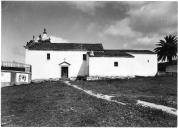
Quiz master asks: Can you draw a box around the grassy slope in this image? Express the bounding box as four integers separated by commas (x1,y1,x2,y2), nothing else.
1,80,177,127
72,75,177,108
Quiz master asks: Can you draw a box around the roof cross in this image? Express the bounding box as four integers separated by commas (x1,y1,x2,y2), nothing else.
43,28,47,34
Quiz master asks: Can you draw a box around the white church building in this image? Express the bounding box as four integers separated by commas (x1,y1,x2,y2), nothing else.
25,29,158,80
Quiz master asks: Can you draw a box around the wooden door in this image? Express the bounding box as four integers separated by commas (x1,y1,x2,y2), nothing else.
61,67,68,78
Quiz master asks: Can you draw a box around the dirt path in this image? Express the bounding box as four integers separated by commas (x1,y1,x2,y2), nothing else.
63,80,177,116
137,100,177,116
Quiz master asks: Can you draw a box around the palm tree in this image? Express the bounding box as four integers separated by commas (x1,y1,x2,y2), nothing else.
154,34,177,63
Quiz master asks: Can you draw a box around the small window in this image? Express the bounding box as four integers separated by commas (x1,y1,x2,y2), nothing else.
114,62,118,67
47,53,50,60
83,54,86,60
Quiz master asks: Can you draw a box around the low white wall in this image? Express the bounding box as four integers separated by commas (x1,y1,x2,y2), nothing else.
1,72,11,82
1,71,31,87
89,54,157,77
16,73,30,83
25,50,89,80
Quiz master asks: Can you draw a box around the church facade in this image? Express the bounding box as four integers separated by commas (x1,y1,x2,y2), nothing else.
25,29,158,80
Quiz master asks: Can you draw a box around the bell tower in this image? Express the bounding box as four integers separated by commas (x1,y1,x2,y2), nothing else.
42,28,50,41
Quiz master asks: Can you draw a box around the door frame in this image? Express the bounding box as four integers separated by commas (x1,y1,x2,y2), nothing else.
59,61,71,79
61,66,68,78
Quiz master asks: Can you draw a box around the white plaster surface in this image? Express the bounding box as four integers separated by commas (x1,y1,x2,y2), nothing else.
89,54,157,77
16,73,29,83
26,49,157,80
1,72,11,82
130,54,158,76
25,50,88,80
89,57,135,77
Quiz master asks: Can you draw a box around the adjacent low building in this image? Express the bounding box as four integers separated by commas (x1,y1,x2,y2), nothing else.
89,50,157,77
158,60,177,75
1,61,31,87
25,29,158,80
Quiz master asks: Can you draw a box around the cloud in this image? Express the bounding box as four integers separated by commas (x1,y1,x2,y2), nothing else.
87,23,95,32
102,18,140,37
100,1,177,49
128,2,177,35
68,1,106,15
50,36,69,43
134,35,160,45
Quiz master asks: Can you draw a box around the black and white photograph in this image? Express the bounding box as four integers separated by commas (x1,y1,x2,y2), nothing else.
1,0,177,127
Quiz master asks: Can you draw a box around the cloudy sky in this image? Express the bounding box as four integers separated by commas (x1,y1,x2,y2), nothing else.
2,1,177,63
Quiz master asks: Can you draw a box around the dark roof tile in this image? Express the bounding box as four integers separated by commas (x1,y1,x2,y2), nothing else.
25,42,104,51
117,49,155,54
89,50,134,57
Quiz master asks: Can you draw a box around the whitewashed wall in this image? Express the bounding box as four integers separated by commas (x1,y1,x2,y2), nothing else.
129,54,157,76
1,72,11,87
16,73,30,83
89,54,157,77
26,49,157,79
25,50,88,80
89,57,135,77
1,72,11,82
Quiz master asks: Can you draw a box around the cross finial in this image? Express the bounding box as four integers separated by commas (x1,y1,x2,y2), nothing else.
43,28,47,34
63,58,66,61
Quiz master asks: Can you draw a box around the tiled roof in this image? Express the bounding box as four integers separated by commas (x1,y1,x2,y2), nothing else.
25,42,104,51
89,50,134,57
117,50,155,54
88,49,155,57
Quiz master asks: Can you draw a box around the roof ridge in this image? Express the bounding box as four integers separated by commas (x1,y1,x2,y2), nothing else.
103,49,155,54
104,49,152,51
33,42,103,44
25,42,104,51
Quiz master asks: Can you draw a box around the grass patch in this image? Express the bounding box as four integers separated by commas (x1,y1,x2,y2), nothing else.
1,80,177,127
72,75,177,108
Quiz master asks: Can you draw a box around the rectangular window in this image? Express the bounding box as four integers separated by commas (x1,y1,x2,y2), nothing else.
114,62,118,67
83,54,86,60
47,53,50,60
